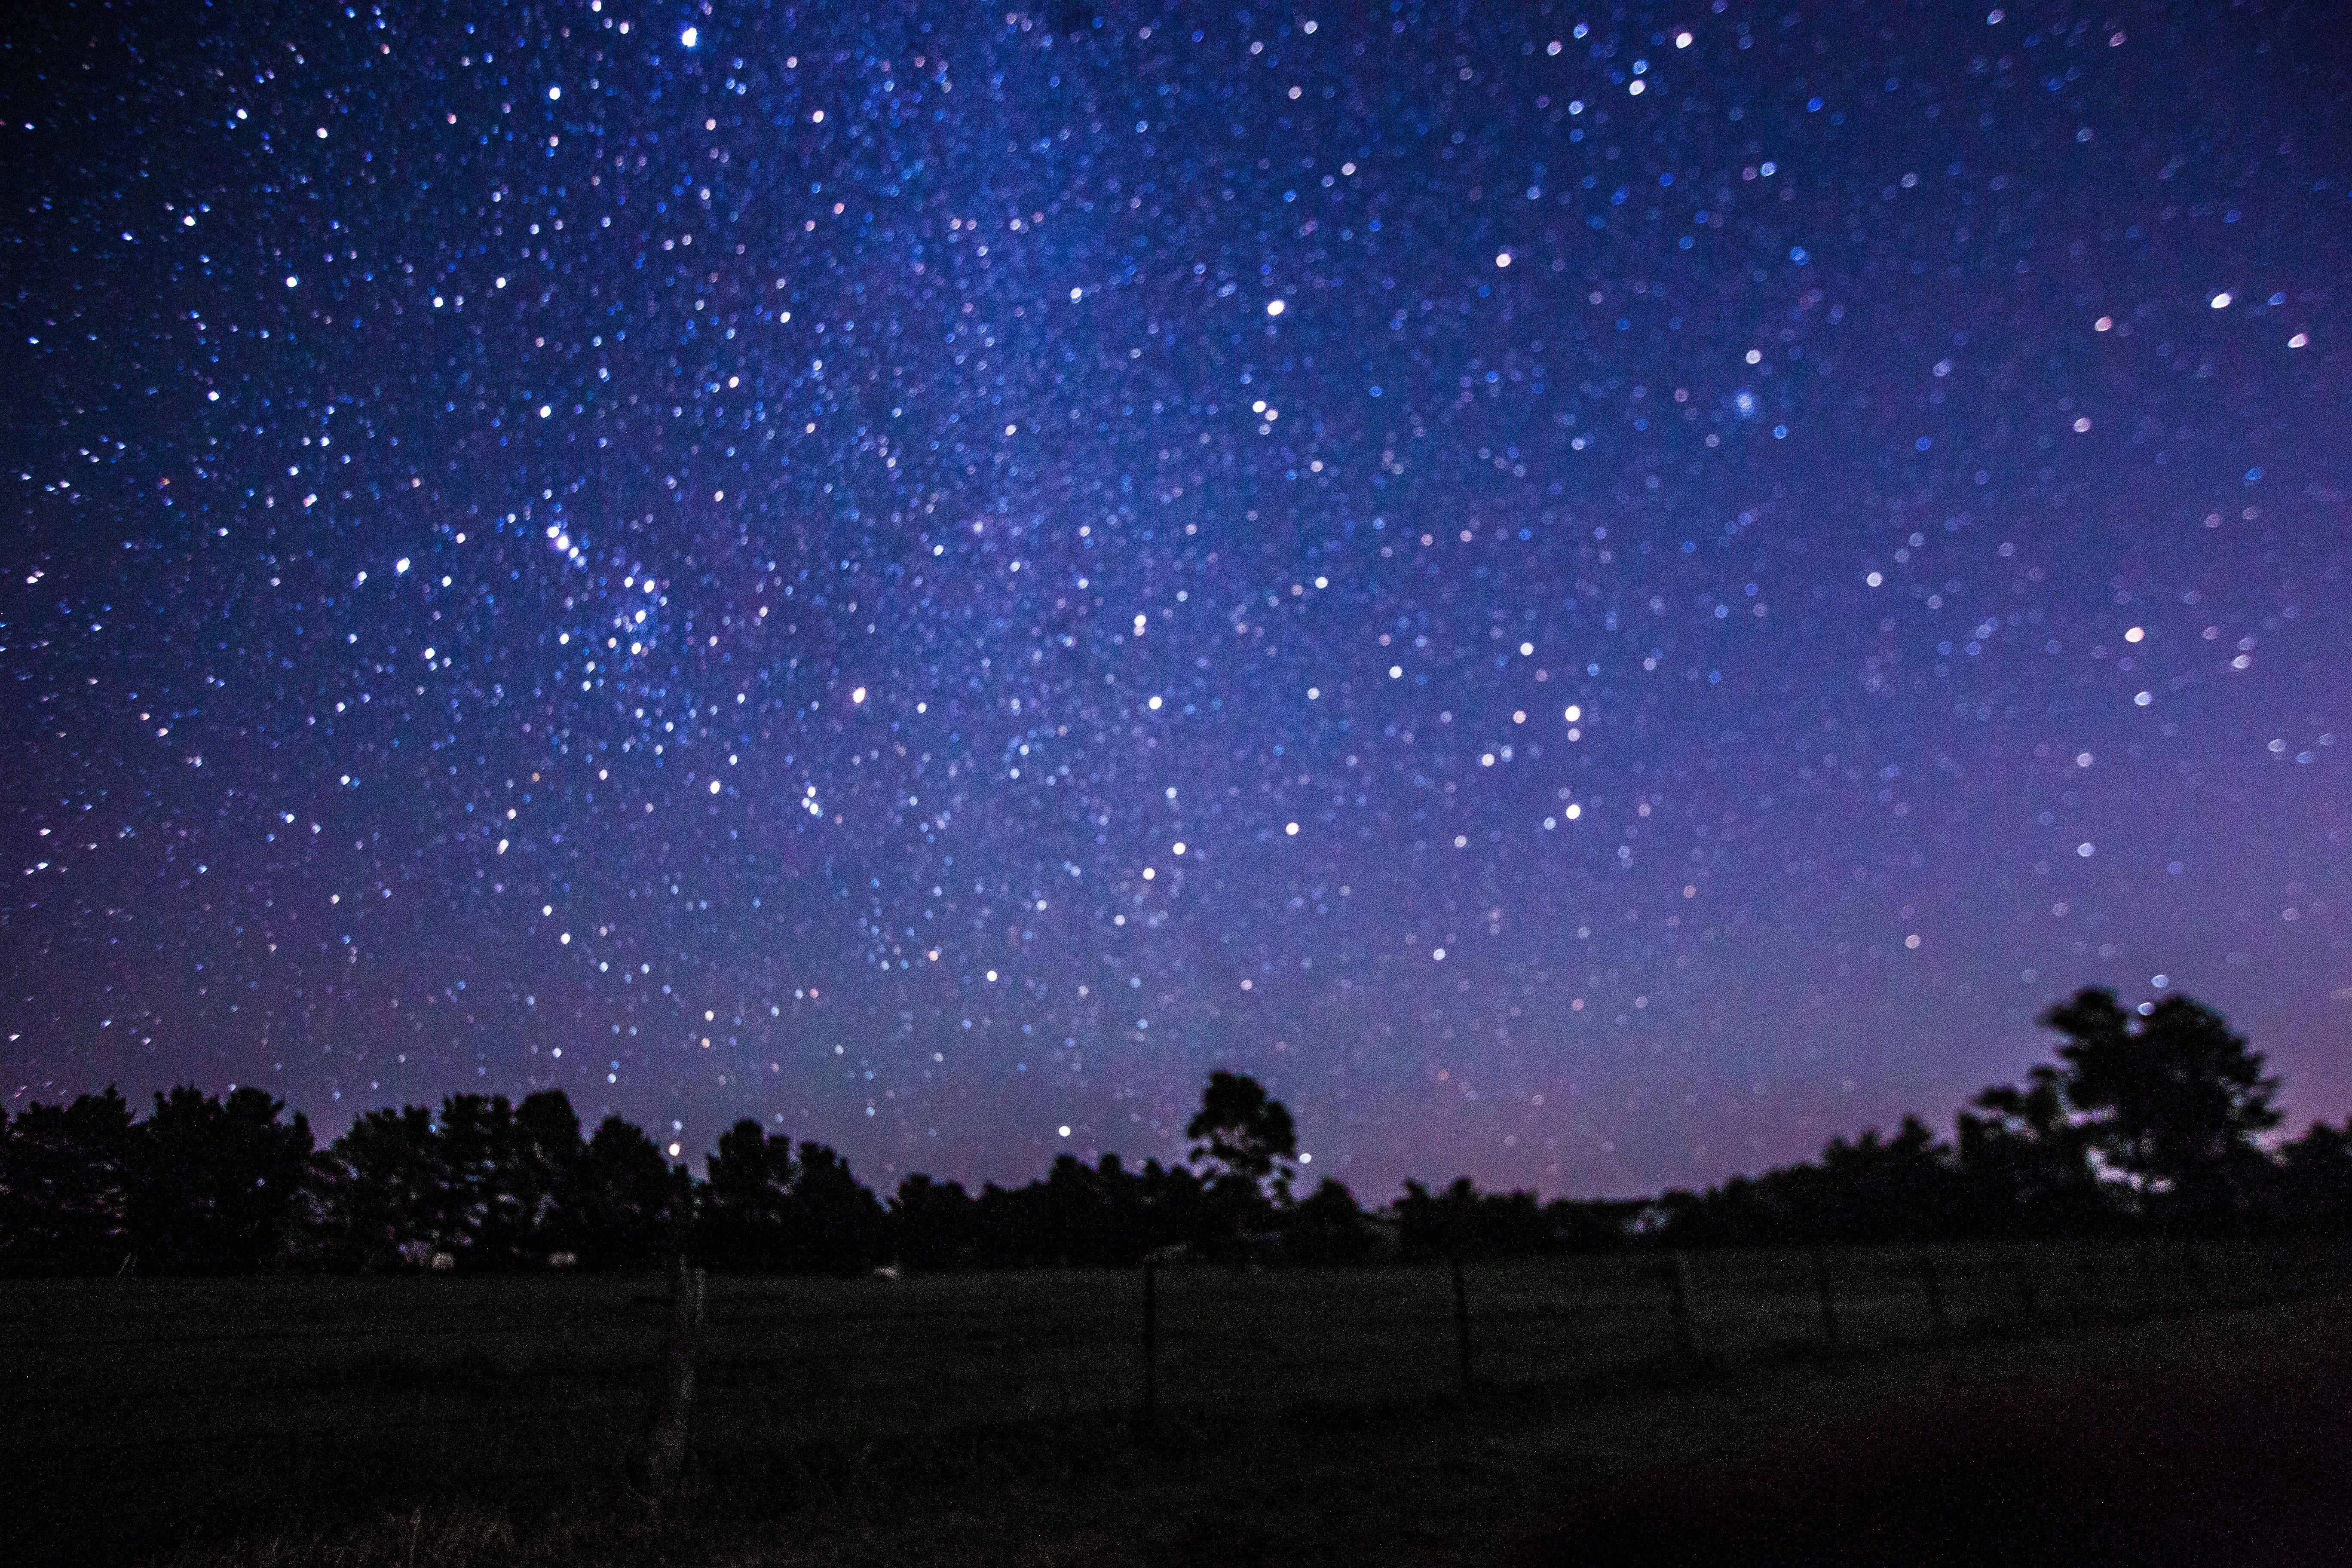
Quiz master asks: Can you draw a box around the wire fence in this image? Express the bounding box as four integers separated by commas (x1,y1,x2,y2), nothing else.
6,1238,2348,1482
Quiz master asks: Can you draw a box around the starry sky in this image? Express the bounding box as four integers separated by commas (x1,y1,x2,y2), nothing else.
5,0,2347,1198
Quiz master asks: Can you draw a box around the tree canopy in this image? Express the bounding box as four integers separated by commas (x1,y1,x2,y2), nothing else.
3,990,2349,1275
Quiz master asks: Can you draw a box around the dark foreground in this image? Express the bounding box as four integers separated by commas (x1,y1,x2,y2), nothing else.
102,1294,2348,1568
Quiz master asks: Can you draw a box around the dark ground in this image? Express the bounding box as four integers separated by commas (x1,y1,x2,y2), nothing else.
128,1294,2350,1568
1531,1305,2352,1566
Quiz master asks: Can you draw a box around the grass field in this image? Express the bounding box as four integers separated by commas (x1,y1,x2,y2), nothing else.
5,1240,2343,1565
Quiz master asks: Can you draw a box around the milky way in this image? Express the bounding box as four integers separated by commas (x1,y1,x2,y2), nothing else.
5,2,2347,1197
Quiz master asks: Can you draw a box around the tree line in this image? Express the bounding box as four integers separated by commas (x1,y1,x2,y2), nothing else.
5,988,2351,1276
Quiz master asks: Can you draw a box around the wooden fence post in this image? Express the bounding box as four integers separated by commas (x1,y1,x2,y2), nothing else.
1810,1249,1840,1348
1451,1253,1473,1396
1920,1253,1950,1339
1666,1252,1701,1362
629,1254,705,1497
1140,1259,1158,1421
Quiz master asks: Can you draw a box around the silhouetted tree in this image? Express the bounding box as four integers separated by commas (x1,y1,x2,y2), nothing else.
888,1173,978,1270
0,1088,136,1274
1185,1070,1296,1255
784,1141,886,1272
700,1120,795,1270
509,1090,588,1260
2272,1120,2352,1233
1285,1177,1381,1264
322,1103,444,1268
1187,1071,1298,1197
129,1086,314,1273
573,1114,686,1268
1955,1065,2107,1234
2043,989,2281,1227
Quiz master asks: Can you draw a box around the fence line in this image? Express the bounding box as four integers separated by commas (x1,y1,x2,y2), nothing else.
10,1240,2350,1472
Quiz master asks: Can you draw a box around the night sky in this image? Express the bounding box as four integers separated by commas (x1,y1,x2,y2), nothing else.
5,1,2346,1199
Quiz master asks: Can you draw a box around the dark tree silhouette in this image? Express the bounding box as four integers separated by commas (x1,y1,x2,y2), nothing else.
785,1141,887,1273
700,1120,795,1270
2275,1120,2352,1232
1956,1065,2105,1234
2043,988,2282,1225
1285,1177,1381,1264
129,1086,314,1274
323,1103,444,1269
1185,1071,1298,1197
888,1173,978,1270
510,1090,588,1260
1185,1070,1298,1257
0,1088,135,1274
572,1114,686,1268
11,989,2347,1275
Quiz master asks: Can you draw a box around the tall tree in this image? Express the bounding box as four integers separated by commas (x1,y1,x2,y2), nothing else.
325,1104,448,1268
700,1120,795,1270
1955,1064,2106,1233
129,1086,314,1273
1186,1072,1297,1201
573,1115,685,1268
1286,1177,1380,1264
2042,988,2282,1226
888,1173,977,1271
0,1088,136,1274
786,1141,886,1273
510,1090,587,1261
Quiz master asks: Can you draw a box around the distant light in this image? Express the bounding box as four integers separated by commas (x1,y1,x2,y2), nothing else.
1285,822,1299,836
2125,626,2144,643
395,557,410,574
1058,1125,1071,1138
1675,31,1693,47
1432,947,1446,961
547,85,561,101
1866,571,1883,588
2211,291,2232,309
1172,842,1186,855
1495,251,1512,268
285,275,298,288
851,686,867,704
679,26,697,47
1563,705,1581,721
1628,79,1645,95
1070,287,1083,301
2134,691,2152,706
2078,842,2095,857
2095,315,2113,331
709,779,721,794
2289,332,2309,348
1905,934,1920,949
1266,299,1286,316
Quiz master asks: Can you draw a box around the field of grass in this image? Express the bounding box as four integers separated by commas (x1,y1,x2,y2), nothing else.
4,1240,2341,1565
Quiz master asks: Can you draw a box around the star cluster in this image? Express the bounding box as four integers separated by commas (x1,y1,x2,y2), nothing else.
4,1,2346,1194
